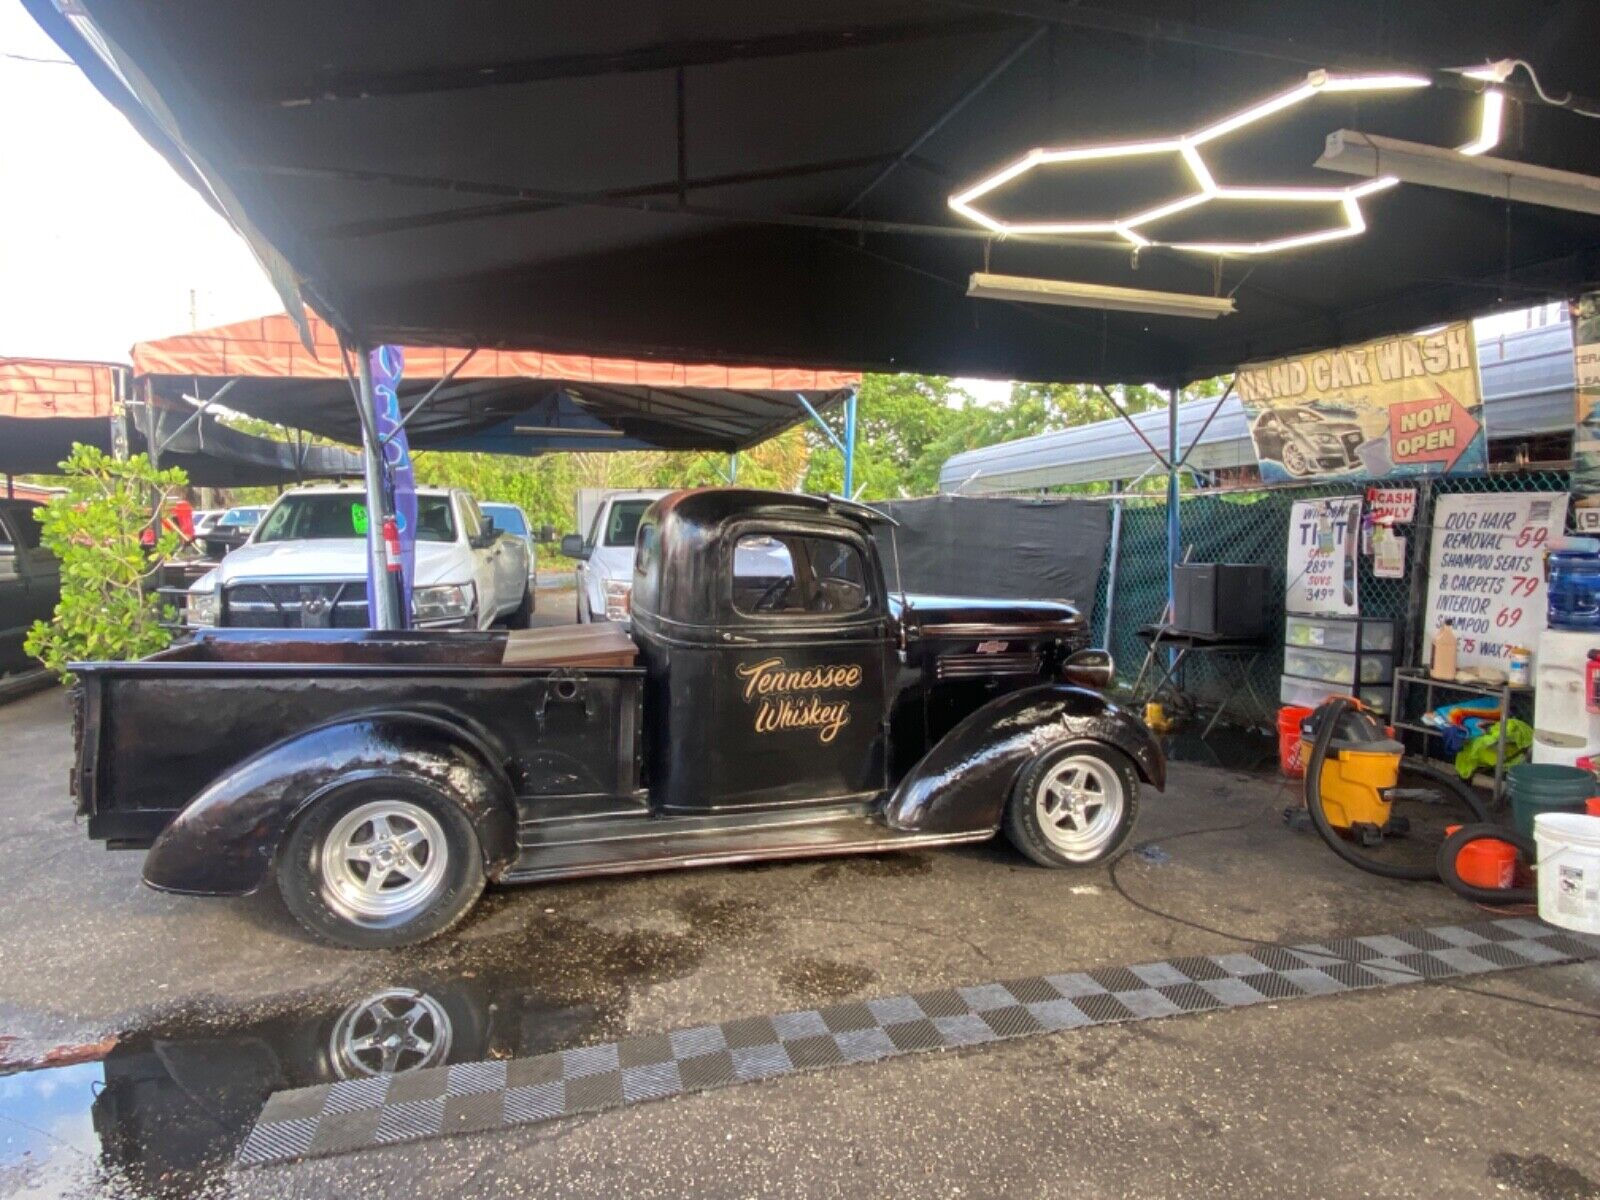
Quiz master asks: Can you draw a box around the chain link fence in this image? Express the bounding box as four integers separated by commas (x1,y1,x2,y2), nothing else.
1083,467,1571,726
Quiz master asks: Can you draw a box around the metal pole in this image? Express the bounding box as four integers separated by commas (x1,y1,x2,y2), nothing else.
727,453,739,483
354,346,402,630
1167,383,1181,621
843,390,858,499
1101,486,1123,651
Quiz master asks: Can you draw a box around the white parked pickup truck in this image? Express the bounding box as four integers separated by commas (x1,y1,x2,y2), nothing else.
185,485,532,630
560,489,669,625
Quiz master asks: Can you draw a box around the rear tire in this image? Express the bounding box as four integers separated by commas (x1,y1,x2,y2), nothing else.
507,583,533,629
1005,744,1140,867
276,778,485,950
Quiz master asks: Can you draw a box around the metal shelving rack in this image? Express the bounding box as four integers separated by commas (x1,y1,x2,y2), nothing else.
1389,667,1531,805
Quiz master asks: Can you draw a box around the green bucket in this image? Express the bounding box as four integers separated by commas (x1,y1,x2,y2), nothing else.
1506,763,1594,839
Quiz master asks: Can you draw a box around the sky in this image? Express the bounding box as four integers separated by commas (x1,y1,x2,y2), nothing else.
0,2,280,363
0,3,1559,378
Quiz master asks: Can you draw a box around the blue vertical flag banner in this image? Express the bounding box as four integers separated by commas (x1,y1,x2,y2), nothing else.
366,345,416,626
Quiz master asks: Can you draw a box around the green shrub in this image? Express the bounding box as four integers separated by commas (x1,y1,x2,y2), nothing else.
24,445,188,679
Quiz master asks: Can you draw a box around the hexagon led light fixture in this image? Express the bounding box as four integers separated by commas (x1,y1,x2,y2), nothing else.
947,69,1455,255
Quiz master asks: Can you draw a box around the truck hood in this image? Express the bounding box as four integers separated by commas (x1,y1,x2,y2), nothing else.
892,594,1084,636
194,539,468,589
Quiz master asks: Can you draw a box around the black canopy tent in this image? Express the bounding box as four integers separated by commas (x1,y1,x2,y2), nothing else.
23,1,1600,386
0,357,363,486
27,1,1600,629
129,314,860,456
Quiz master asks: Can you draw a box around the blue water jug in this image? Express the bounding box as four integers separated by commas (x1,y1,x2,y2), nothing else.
1548,549,1600,630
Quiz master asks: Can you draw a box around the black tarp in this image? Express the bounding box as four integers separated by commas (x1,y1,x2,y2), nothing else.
872,495,1111,611
26,1,1600,385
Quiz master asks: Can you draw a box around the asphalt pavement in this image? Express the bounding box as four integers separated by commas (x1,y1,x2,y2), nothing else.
0,628,1596,1198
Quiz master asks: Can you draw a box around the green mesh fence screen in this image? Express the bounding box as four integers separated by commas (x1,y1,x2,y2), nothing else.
1084,468,1571,727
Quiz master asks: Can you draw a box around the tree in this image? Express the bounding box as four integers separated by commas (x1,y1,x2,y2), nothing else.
802,375,970,498
25,445,187,678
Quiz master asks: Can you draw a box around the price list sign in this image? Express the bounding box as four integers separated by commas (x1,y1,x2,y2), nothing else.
1287,497,1361,616
1423,492,1568,670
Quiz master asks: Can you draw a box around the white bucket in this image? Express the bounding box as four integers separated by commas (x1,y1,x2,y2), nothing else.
1533,812,1600,934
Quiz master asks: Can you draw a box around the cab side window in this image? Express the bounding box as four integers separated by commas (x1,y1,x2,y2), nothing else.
732,533,868,616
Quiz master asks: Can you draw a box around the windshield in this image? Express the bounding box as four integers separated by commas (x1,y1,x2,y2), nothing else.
219,507,264,527
603,500,653,547
1280,410,1324,425
481,504,527,536
255,494,457,544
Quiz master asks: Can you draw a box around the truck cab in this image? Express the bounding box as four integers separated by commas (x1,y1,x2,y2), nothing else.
71,488,1163,949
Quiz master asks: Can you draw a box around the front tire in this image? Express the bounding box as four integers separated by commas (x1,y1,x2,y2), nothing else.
276,779,485,949
1005,744,1140,867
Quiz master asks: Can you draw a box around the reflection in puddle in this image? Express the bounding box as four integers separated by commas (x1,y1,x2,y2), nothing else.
0,978,609,1198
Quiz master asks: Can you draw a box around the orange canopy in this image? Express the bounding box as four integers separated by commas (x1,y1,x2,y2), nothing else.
0,357,120,420
131,313,860,393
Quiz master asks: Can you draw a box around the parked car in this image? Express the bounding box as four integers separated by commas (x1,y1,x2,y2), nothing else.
1251,407,1366,476
201,504,268,557
561,489,669,625
479,501,537,614
183,485,531,631
0,499,58,673
71,488,1159,948
191,509,223,540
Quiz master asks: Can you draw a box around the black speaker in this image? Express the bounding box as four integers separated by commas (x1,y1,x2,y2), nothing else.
1173,564,1267,639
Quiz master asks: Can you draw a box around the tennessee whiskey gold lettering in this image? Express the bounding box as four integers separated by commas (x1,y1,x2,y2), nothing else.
735,656,861,744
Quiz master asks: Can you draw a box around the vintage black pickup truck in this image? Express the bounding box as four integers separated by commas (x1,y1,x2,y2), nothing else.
71,489,1163,948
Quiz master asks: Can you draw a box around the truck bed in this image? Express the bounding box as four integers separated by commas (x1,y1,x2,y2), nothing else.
72,628,645,848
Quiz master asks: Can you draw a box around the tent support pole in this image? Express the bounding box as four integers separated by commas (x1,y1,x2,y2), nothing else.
844,389,858,498
1166,382,1181,665
352,345,403,630
1101,484,1123,652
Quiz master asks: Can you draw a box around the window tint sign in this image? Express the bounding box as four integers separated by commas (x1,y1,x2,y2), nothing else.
1237,322,1486,483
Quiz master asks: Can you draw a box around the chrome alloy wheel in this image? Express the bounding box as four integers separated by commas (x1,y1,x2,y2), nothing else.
329,988,453,1077
1035,754,1125,862
321,800,449,924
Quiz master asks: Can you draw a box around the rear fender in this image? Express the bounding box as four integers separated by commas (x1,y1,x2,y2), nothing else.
883,685,1164,835
142,713,518,896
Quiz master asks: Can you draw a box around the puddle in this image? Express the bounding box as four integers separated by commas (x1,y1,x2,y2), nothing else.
0,976,614,1198
0,882,773,1197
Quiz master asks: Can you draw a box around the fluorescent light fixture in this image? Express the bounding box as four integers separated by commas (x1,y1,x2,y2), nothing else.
1457,88,1504,155
967,272,1236,319
947,67,1440,255
1317,127,1600,216
513,425,628,437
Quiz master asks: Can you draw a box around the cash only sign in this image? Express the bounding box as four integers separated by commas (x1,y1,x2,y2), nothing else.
1236,322,1487,483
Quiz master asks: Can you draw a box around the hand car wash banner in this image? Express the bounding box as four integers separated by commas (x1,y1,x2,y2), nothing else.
365,344,416,626
1236,322,1486,483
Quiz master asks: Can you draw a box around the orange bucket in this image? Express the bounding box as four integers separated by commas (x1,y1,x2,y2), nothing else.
1444,824,1517,890
1278,706,1314,778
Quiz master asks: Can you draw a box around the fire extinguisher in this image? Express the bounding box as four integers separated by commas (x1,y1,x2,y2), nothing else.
382,515,402,573
1587,648,1600,715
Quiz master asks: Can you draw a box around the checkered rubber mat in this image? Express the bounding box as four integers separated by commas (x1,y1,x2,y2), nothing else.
238,918,1599,1166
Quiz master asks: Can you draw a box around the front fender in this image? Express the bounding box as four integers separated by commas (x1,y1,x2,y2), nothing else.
143,713,518,897
883,685,1164,836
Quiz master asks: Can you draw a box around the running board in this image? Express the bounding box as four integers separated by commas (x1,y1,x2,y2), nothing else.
499,808,993,883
